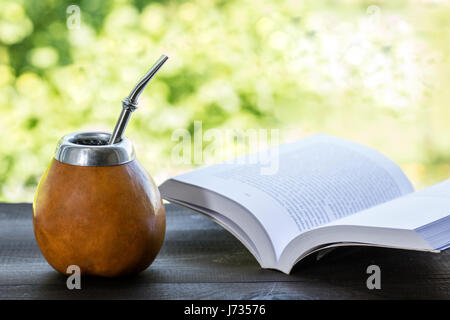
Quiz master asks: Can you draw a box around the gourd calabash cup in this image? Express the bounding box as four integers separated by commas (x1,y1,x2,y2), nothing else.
33,55,168,277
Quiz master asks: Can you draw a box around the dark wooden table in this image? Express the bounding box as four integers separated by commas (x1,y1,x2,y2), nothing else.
0,203,448,299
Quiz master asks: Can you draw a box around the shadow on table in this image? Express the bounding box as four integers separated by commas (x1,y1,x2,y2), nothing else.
35,270,167,300
36,247,447,300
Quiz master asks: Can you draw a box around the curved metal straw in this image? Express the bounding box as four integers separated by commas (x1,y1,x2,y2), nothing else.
108,54,169,144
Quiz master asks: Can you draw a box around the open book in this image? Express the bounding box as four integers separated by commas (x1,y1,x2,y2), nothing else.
159,134,450,274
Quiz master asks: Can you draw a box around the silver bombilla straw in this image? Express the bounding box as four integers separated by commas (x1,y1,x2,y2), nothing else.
108,54,169,144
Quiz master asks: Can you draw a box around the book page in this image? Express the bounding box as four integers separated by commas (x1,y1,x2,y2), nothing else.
326,178,450,250
172,134,413,258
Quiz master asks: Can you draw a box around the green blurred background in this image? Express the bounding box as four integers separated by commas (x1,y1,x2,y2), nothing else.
0,0,449,202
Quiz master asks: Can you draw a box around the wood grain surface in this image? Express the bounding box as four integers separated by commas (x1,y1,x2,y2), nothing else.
0,203,448,299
